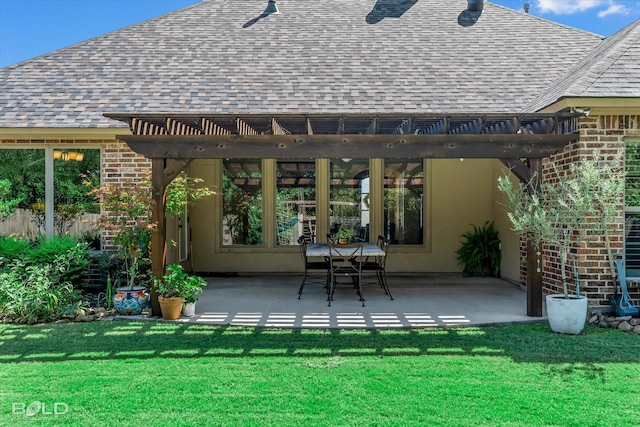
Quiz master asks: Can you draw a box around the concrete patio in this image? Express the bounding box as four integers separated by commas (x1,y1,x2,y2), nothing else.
174,274,548,329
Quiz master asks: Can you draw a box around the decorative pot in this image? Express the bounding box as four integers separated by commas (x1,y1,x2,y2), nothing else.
546,294,588,335
113,286,150,315
182,302,196,317
158,295,184,320
338,238,349,245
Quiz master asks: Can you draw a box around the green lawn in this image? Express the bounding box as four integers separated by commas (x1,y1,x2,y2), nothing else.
0,321,639,426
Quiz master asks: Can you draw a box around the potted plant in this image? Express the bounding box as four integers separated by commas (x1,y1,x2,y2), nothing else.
455,221,501,277
334,228,354,244
155,264,207,320
181,277,205,317
89,172,213,315
498,151,624,334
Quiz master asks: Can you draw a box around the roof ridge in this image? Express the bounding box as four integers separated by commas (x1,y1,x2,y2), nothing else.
523,18,640,111
578,20,640,94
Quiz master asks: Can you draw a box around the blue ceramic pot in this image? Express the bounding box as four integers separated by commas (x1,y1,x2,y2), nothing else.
113,286,150,315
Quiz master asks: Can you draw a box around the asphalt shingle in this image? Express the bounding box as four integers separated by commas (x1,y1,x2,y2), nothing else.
0,0,602,128
525,19,640,112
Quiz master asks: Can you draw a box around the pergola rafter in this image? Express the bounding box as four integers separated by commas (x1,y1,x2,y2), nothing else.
104,112,583,317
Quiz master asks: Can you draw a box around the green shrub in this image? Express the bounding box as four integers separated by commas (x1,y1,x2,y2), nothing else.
97,250,152,290
455,221,501,277
0,236,32,266
29,236,90,286
0,257,84,322
0,235,91,288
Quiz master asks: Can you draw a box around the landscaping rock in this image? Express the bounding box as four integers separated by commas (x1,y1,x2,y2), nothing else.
587,311,640,333
74,314,95,322
617,321,632,332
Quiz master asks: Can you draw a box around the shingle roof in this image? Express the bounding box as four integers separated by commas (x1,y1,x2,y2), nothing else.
525,19,640,112
0,0,602,128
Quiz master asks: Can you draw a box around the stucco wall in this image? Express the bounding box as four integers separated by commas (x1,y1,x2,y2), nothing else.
188,158,498,274
491,160,521,285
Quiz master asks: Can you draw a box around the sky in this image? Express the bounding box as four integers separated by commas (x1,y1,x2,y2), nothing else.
0,0,639,68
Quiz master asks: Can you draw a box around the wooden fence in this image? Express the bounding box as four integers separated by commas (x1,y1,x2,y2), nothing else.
0,209,99,240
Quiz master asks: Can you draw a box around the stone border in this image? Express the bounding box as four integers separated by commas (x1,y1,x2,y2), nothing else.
587,311,640,334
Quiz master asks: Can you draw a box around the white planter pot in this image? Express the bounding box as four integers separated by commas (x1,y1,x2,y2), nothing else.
546,294,588,335
182,302,196,317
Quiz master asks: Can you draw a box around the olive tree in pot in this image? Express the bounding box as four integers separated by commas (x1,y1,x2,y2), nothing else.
155,264,207,320
498,151,624,334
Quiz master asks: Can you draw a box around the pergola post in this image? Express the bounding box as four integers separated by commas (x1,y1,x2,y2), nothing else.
151,158,167,317
526,158,543,317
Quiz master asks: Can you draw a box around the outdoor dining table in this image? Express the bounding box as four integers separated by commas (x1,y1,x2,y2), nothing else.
305,242,385,258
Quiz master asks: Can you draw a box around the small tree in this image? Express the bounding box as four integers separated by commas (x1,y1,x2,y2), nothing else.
497,151,624,298
88,171,213,289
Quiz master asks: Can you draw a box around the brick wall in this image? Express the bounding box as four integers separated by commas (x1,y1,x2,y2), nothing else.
101,141,152,250
520,115,640,309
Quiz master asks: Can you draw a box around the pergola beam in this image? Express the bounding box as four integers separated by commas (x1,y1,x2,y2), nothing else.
117,133,576,160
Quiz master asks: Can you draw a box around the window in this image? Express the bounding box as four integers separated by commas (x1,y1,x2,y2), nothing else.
330,159,370,242
276,160,317,245
384,159,424,245
222,159,263,246
625,142,640,277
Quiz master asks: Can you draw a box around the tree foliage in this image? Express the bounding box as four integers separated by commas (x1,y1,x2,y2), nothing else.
498,151,624,297
0,179,22,222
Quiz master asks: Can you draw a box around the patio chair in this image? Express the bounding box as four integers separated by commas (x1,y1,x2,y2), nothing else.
360,235,393,300
297,236,329,299
328,242,364,306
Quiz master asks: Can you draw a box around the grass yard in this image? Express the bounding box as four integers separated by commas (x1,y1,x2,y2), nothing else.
0,321,639,427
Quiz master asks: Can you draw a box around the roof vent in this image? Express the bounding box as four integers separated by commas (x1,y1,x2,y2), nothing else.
263,0,280,15
468,0,484,12
523,2,530,13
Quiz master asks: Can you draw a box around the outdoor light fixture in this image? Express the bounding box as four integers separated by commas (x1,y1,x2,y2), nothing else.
571,107,591,117
53,150,84,162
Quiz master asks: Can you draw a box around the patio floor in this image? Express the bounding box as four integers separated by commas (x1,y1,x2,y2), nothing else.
173,273,548,329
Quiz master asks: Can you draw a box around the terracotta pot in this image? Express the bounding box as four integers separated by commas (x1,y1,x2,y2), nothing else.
158,295,184,320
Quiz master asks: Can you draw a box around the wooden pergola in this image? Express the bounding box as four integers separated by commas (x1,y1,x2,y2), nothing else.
105,112,582,317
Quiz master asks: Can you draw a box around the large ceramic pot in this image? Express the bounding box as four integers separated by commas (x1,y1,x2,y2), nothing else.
113,286,150,315
546,294,588,335
158,296,184,320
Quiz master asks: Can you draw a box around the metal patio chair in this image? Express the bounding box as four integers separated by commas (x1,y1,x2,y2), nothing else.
297,236,329,299
328,241,364,306
360,235,393,300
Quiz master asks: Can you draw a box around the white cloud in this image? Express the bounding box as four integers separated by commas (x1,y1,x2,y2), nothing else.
535,0,628,15
598,4,629,17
